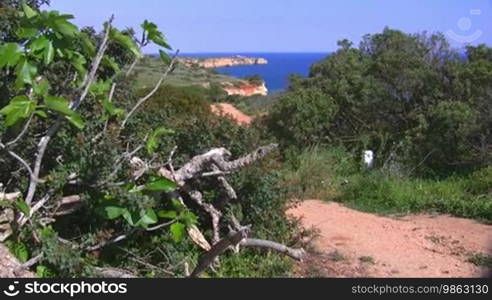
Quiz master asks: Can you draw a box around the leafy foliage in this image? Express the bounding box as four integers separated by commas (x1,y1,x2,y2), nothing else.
268,28,492,175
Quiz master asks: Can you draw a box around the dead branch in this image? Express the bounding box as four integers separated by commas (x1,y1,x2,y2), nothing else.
163,143,278,184
189,227,250,278
188,190,222,245
240,239,306,261
93,267,138,278
0,191,21,201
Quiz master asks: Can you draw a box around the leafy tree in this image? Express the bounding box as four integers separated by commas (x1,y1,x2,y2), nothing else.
0,2,301,277
268,28,492,174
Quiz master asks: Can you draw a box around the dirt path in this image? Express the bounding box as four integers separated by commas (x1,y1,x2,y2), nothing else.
210,103,253,126
288,200,492,278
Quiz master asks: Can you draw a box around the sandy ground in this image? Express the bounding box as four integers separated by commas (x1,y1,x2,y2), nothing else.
210,103,253,126
288,200,492,278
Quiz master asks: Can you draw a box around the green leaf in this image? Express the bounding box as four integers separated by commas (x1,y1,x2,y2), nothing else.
66,112,85,130
110,29,141,58
43,41,55,65
15,199,30,217
136,208,158,227
15,58,37,89
142,20,172,50
45,96,72,116
33,79,50,97
181,211,198,226
29,36,49,52
159,50,171,65
144,178,177,192
104,206,125,219
170,222,186,243
0,43,22,68
22,2,38,18
102,99,125,118
146,127,174,154
0,95,36,126
80,32,96,56
15,26,38,39
121,209,134,226
157,210,177,219
102,55,120,72
34,110,48,118
68,51,87,78
53,19,78,37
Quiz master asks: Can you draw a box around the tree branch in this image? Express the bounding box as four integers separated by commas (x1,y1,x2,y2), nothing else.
240,239,306,261
121,50,179,129
162,143,278,184
189,228,250,278
24,16,114,206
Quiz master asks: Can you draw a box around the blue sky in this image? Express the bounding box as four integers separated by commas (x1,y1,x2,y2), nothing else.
47,0,492,53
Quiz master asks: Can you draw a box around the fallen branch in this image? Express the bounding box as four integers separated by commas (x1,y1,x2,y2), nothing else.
240,239,306,261
188,190,221,245
189,227,250,278
163,143,278,184
0,191,21,201
93,267,138,278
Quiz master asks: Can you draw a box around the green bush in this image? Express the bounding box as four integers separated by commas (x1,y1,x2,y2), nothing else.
267,28,492,175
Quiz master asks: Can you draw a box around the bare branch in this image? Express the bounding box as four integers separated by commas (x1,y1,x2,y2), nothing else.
86,230,135,252
240,239,306,261
0,142,36,181
163,143,278,184
121,50,179,129
0,191,21,201
188,190,222,245
5,113,34,147
93,267,138,278
125,58,139,77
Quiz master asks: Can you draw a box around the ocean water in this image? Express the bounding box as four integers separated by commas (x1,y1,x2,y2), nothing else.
181,53,330,92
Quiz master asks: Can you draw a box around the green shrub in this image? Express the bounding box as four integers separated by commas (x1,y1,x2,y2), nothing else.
267,28,492,175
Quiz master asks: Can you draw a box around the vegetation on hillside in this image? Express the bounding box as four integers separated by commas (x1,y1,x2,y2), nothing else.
268,29,491,176
0,1,302,278
0,1,490,279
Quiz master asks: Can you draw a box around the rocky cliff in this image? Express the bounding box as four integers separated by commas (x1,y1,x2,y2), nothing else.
221,81,268,97
179,55,268,69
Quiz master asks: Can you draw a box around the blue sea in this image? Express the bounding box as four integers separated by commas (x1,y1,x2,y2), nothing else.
180,53,330,92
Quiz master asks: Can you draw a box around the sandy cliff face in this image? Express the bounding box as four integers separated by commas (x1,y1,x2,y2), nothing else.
179,56,268,69
221,81,268,97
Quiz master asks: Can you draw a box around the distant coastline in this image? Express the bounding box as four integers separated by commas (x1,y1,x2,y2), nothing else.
150,52,330,92
178,55,268,69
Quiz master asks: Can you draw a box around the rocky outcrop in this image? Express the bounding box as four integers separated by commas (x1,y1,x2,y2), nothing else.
179,55,268,69
221,81,268,97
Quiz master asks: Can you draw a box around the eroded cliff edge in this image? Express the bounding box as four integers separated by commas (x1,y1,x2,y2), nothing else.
178,55,268,69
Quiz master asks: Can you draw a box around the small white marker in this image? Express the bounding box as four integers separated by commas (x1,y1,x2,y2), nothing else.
470,9,481,15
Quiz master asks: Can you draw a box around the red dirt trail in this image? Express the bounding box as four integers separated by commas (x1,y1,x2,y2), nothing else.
210,103,253,126
288,200,492,278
